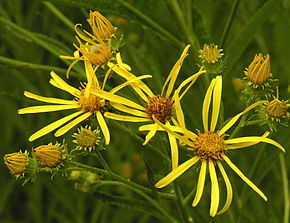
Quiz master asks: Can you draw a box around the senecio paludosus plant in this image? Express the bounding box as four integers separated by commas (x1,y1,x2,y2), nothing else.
4,11,289,221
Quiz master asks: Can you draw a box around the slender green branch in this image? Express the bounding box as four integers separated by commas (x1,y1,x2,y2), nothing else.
219,0,241,47
69,160,175,200
0,56,67,74
279,153,289,223
98,180,177,222
95,150,112,173
43,2,75,29
119,0,184,48
182,184,197,206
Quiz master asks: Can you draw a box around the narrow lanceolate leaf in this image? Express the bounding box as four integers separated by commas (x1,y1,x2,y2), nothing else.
93,191,163,219
224,0,280,76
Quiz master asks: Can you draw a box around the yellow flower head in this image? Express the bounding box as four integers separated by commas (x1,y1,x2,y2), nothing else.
4,152,29,176
34,144,63,168
72,125,101,151
266,98,288,119
153,76,285,217
245,54,271,85
87,11,115,40
199,44,223,64
91,45,206,170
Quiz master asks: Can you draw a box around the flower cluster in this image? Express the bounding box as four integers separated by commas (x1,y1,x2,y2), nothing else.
4,12,287,218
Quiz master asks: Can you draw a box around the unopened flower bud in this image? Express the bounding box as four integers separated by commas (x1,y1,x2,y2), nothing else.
4,152,29,175
87,11,115,40
199,44,223,64
73,126,101,151
266,99,288,118
34,144,62,168
245,54,271,85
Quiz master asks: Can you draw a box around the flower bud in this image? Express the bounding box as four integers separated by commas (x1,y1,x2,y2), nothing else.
73,126,101,151
34,145,62,168
87,11,115,40
266,98,288,118
245,54,271,85
4,152,29,175
199,44,223,64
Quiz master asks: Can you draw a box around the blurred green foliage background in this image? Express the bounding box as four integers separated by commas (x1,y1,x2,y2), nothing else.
0,0,290,222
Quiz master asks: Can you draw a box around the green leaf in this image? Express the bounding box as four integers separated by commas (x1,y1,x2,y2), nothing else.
224,0,280,76
93,191,164,219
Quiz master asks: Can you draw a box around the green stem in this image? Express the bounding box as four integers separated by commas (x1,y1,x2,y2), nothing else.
182,184,197,206
98,181,177,222
0,56,67,74
279,153,289,223
219,0,240,47
166,0,200,57
119,0,184,48
95,150,112,173
43,2,75,29
69,160,175,200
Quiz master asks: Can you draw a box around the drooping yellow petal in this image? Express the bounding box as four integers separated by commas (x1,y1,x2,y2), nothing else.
55,112,92,137
155,156,200,188
225,135,285,152
218,100,267,136
28,111,84,141
142,123,158,145
172,92,186,129
152,116,194,147
166,121,179,169
226,132,270,150
105,112,151,122
222,154,267,201
163,45,190,98
110,102,148,117
24,91,77,105
50,71,80,97
102,67,113,90
202,78,216,132
216,162,233,215
91,88,146,111
171,117,198,139
192,160,207,206
18,104,79,114
176,67,206,99
115,52,132,71
65,57,81,79
139,123,184,132
84,60,99,88
209,159,219,217
210,76,222,132
96,111,110,145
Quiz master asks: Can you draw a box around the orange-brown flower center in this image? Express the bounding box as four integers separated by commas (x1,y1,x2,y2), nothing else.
78,90,103,113
146,95,172,123
191,131,225,161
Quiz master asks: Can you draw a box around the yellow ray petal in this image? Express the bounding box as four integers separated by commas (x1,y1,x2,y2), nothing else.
225,135,285,152
91,88,146,111
192,161,207,206
18,104,79,114
84,60,99,88
115,53,131,71
110,102,148,117
142,123,158,145
176,67,206,100
210,76,222,132
96,111,110,145
209,160,219,217
202,78,216,132
50,71,80,97
155,156,200,188
102,67,113,90
139,123,184,132
172,92,186,129
163,45,190,98
222,154,267,201
218,100,267,136
28,111,84,141
65,57,81,79
55,112,92,137
217,162,233,215
171,117,198,138
105,112,151,122
24,91,77,105
166,121,179,169
152,116,194,147
226,132,270,150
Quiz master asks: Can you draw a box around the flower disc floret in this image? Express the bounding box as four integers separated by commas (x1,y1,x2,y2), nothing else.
146,95,172,123
78,90,103,113
192,131,225,161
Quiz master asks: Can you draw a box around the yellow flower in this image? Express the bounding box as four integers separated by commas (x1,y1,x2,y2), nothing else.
34,144,63,168
87,11,115,40
91,45,206,169
245,53,271,85
18,61,150,144
199,43,223,64
153,76,285,216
